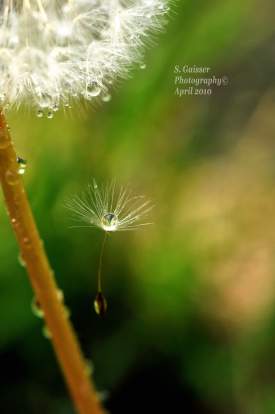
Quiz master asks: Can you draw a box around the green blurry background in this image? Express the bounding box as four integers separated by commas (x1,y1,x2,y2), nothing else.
1,0,275,412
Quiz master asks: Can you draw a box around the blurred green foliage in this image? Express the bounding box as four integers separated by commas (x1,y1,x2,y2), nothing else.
1,0,275,412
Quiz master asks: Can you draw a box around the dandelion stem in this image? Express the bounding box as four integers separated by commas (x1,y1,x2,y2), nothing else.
97,232,108,293
0,110,104,414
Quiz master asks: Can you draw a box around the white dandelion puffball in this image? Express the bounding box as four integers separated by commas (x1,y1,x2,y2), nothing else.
0,0,169,115
66,179,153,232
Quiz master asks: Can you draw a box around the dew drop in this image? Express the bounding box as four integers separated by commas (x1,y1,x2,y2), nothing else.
102,94,112,103
62,3,70,13
93,179,98,190
38,93,52,109
97,390,110,402
5,169,19,186
85,359,94,376
94,292,107,317
101,213,118,232
56,289,64,302
31,297,44,318
86,82,101,98
23,237,31,248
47,110,53,119
42,325,52,339
64,306,71,318
18,252,26,267
36,109,43,118
17,157,27,175
140,63,146,70
52,103,59,112
0,93,6,104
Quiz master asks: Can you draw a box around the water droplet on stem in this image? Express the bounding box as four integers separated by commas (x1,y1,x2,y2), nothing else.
31,297,44,318
42,325,52,339
85,359,94,376
56,289,64,302
18,252,26,267
17,157,27,175
5,169,19,185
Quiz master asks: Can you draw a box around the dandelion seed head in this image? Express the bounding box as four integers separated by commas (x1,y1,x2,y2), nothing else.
0,0,169,113
66,179,153,232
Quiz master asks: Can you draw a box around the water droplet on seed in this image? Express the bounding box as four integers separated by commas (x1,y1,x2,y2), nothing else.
86,82,101,98
93,179,98,190
36,109,43,118
47,111,53,119
101,213,118,232
102,94,112,103
52,103,59,112
94,292,107,317
0,93,6,104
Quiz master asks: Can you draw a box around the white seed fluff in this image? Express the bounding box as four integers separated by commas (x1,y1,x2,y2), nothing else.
66,179,153,232
0,0,169,113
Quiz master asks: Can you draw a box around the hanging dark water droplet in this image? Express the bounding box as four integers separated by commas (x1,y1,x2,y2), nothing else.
94,292,107,317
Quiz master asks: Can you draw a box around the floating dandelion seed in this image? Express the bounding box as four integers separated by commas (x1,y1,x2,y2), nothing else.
66,179,153,232
0,0,170,113
66,179,153,316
